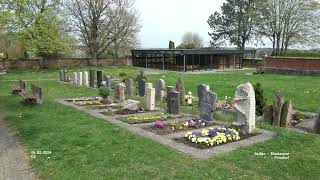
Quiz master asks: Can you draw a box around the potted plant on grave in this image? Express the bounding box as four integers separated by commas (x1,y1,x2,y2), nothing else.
98,86,110,103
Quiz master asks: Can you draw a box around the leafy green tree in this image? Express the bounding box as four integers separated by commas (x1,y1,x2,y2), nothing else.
0,0,74,67
177,32,203,49
207,0,257,50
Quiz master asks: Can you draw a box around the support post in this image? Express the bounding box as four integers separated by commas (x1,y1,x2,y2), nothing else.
183,54,186,72
233,54,236,69
210,55,213,70
162,54,165,70
145,56,148,69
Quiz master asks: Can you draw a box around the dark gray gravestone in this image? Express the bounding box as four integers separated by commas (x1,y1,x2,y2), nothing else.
198,84,217,121
89,69,95,87
97,70,103,88
59,70,64,81
125,79,135,96
138,79,146,96
167,86,174,93
63,70,68,82
167,91,180,114
280,100,292,128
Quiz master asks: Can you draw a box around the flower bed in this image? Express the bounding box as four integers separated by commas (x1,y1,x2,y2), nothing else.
74,100,102,106
114,108,141,115
65,97,101,102
175,127,260,149
144,119,216,135
116,113,180,124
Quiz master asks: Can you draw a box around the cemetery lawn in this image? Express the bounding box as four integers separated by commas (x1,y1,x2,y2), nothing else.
0,66,320,179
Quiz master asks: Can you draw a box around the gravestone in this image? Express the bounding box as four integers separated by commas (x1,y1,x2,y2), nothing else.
314,113,320,134
280,100,292,127
63,70,68,82
138,79,146,96
145,83,152,94
176,78,185,105
272,91,285,126
115,83,125,102
72,72,78,84
59,70,64,81
198,84,217,121
97,71,103,88
125,79,135,96
263,105,273,124
233,82,256,133
167,91,180,114
77,72,83,85
167,86,174,93
82,71,89,86
122,100,140,111
155,79,166,101
145,87,155,111
89,69,95,87
139,70,145,79
105,76,112,89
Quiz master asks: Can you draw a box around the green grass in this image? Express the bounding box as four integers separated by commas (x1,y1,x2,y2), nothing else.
0,66,320,179
213,110,237,122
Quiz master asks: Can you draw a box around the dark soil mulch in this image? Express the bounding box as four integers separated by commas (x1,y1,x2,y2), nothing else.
143,122,217,135
174,132,261,149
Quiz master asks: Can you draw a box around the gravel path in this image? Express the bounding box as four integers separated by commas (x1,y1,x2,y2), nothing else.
0,115,36,180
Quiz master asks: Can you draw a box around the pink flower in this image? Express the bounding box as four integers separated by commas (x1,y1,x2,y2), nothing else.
153,119,164,128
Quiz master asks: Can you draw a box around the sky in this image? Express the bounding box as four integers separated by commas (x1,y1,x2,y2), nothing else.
134,0,226,48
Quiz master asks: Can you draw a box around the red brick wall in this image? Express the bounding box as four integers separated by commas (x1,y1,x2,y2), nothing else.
0,58,132,70
264,56,320,75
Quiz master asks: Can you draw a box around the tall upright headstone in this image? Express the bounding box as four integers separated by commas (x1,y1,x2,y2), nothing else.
272,91,285,126
82,71,89,86
138,79,146,96
115,83,125,102
155,79,166,101
167,91,180,114
176,78,185,105
280,100,292,127
63,70,68,82
233,82,256,133
97,70,103,88
59,70,64,81
105,76,112,89
145,87,155,111
139,70,145,79
72,72,78,84
89,69,95,87
145,83,152,95
125,79,135,96
198,84,217,121
77,72,83,85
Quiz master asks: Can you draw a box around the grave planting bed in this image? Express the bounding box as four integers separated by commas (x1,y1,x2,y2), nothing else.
143,118,217,135
115,113,183,124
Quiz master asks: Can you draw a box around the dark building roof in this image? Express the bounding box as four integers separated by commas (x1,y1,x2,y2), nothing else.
131,48,256,55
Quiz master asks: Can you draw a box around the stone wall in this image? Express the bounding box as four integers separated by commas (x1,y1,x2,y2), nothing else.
264,56,320,75
0,57,132,70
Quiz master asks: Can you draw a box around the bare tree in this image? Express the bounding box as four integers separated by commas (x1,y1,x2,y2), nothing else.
257,0,320,56
67,0,140,63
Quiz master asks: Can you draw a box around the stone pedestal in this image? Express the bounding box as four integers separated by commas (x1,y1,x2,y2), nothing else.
145,87,155,111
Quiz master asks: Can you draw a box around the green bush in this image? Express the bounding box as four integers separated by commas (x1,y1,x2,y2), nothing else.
292,112,305,121
253,83,267,116
119,72,127,77
283,50,320,58
98,86,110,98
